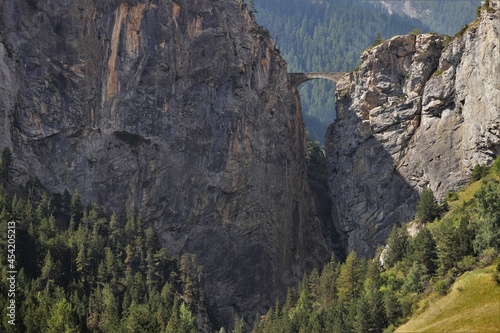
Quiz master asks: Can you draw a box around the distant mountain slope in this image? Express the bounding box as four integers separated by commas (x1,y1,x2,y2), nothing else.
253,0,428,72
371,0,482,35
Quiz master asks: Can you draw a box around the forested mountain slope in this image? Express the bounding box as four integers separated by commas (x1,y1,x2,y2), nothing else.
0,177,208,333
372,0,481,35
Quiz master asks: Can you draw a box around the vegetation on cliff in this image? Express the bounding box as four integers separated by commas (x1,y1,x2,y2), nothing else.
252,158,500,333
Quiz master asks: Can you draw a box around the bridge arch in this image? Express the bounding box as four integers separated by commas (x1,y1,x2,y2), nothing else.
288,72,346,145
289,72,346,88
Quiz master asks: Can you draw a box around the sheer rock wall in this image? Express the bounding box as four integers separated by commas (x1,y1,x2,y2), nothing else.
326,4,499,256
0,0,329,327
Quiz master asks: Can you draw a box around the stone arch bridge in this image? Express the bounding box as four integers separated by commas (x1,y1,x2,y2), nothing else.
289,72,346,88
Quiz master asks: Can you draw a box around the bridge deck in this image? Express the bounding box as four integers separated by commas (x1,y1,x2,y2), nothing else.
289,72,346,87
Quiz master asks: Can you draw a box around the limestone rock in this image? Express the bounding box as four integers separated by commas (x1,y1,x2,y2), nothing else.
326,4,500,256
0,0,329,328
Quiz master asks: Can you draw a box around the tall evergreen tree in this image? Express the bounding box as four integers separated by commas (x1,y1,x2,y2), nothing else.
402,262,429,294
435,214,474,274
409,227,438,274
384,225,409,268
472,180,500,252
47,298,79,333
0,147,12,179
415,186,440,222
337,252,362,307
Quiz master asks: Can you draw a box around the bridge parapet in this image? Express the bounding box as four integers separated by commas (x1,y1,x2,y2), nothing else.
289,72,346,87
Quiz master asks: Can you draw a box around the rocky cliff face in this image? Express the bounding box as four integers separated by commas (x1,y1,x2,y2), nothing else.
0,0,329,328
326,2,500,256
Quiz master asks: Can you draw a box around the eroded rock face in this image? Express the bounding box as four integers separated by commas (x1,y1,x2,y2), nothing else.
401,5,500,198
326,4,500,256
0,0,329,327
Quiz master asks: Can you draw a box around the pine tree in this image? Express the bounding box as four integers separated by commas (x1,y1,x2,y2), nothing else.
415,186,440,222
166,300,182,333
384,225,409,268
130,272,147,303
35,193,52,221
233,316,246,333
358,264,387,333
383,290,401,326
318,259,339,309
403,262,429,294
307,309,324,332
367,287,386,332
41,251,61,287
0,147,12,179
472,180,500,252
75,244,89,289
435,214,474,274
109,213,120,240
370,32,385,47
292,277,312,329
179,254,202,308
337,252,362,308
47,298,79,333
308,268,320,301
123,301,157,333
178,302,197,333
409,227,437,274
103,247,118,283
70,190,83,225
124,244,136,285
11,194,25,221
355,295,371,333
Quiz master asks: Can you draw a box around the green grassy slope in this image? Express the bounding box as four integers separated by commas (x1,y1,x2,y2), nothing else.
396,264,500,332
397,169,500,332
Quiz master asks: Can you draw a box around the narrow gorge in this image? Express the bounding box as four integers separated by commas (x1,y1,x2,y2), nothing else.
0,0,498,330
